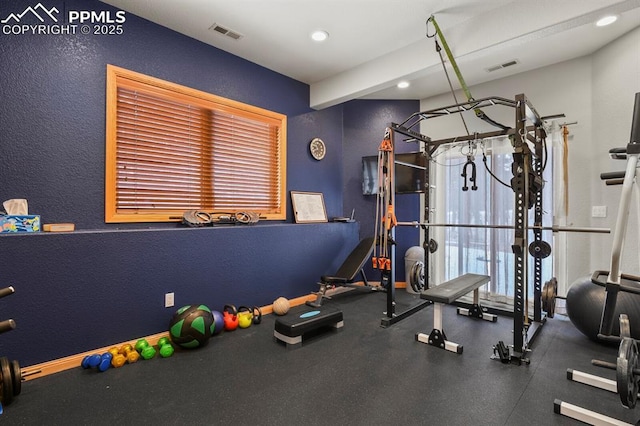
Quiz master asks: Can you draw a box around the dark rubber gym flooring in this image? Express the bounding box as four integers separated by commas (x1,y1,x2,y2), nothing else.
4,290,639,425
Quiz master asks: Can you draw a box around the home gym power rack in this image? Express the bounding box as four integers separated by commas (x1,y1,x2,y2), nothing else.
390,93,554,364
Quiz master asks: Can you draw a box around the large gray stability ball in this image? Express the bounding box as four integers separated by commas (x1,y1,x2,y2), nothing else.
566,275,640,342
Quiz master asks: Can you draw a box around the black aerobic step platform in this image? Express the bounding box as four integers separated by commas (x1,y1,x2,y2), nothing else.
273,305,343,348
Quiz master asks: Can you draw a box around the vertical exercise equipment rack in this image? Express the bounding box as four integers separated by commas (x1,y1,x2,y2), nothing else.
374,129,432,327
390,93,552,364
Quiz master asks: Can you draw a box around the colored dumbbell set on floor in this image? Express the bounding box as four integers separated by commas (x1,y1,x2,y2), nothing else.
81,337,174,372
82,302,270,374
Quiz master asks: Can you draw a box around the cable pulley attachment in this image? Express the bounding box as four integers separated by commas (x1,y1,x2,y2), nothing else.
379,138,393,152
385,205,397,231
461,155,477,191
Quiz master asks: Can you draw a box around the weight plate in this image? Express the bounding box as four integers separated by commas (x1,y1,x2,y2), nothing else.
410,261,425,293
542,278,557,318
0,357,13,406
428,239,438,254
617,336,639,408
528,240,552,259
10,360,20,396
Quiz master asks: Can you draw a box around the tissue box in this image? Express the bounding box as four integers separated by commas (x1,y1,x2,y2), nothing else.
0,215,41,233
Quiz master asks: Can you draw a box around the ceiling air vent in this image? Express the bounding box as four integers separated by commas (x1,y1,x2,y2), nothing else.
209,23,243,40
486,59,519,73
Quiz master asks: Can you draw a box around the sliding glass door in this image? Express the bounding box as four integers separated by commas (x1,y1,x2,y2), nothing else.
432,136,553,308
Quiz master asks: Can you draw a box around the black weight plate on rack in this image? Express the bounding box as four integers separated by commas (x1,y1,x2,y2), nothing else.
528,240,552,259
10,360,20,396
0,357,13,406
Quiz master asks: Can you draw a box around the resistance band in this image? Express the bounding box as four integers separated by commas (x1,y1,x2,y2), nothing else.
426,15,509,131
373,128,397,287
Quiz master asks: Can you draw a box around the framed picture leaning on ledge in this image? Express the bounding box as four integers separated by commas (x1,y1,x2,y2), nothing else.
290,191,327,223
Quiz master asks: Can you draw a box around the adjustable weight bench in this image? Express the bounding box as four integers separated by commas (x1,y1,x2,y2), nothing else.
416,273,496,354
306,237,379,308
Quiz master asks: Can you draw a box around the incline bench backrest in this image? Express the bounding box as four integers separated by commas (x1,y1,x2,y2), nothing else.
334,237,375,281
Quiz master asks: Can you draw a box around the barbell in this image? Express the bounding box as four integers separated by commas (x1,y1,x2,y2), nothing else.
397,221,611,234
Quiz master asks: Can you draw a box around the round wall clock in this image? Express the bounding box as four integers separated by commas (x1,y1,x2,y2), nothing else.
309,138,326,161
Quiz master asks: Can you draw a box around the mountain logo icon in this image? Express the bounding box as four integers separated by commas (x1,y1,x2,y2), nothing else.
1,3,59,24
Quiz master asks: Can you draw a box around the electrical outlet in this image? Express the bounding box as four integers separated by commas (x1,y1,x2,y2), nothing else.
591,205,607,218
165,292,175,308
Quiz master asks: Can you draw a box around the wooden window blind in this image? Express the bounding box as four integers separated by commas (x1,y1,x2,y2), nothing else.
105,65,287,223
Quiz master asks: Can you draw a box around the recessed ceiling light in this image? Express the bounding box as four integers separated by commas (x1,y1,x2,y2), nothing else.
311,30,329,42
397,81,410,89
596,15,618,27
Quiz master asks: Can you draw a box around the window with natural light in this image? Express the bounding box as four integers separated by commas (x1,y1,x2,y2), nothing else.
433,136,554,307
105,65,287,223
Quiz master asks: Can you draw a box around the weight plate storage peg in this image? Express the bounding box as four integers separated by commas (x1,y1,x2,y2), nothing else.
541,278,557,318
620,313,632,339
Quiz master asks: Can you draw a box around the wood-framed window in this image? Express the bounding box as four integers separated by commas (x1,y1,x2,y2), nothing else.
105,64,287,223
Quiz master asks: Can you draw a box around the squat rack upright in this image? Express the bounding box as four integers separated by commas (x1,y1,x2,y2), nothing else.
391,93,550,364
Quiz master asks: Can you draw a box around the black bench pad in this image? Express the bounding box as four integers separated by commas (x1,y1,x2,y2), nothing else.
274,305,343,338
420,273,490,304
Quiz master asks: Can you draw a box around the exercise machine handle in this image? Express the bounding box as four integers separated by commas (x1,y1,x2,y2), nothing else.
600,171,625,181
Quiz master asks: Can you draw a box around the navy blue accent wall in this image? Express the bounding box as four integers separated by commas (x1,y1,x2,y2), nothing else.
0,0,319,229
0,0,420,365
287,105,344,219
342,100,421,282
0,224,358,366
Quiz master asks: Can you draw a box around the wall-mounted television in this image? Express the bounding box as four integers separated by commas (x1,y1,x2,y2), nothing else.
362,152,426,195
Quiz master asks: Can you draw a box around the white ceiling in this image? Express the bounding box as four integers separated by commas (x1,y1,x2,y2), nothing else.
100,0,640,109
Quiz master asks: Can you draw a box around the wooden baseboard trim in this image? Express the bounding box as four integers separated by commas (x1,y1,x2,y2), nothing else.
22,283,407,381
22,294,317,381
21,330,170,382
